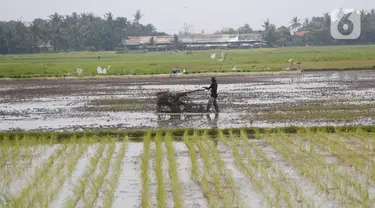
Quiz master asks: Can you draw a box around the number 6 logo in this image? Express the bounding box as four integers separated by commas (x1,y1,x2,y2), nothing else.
330,8,361,40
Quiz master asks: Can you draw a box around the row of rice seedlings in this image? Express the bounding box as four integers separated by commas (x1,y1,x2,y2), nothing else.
0,135,24,169
228,130,284,207
140,132,152,208
270,131,365,206
217,130,274,207
241,129,315,207
7,139,70,207
164,132,183,208
301,131,372,205
154,132,167,208
0,139,27,188
261,132,339,205
7,139,33,179
185,130,216,207
337,129,374,152
315,131,375,182
182,131,198,181
63,142,107,208
82,139,117,208
33,137,90,207
0,136,37,180
338,130,375,181
201,130,244,208
195,130,230,207
103,138,129,208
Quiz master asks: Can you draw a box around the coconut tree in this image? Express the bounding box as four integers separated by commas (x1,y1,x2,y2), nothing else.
49,12,63,52
133,9,143,24
289,17,302,33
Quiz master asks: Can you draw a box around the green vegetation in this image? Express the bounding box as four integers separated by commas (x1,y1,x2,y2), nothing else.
4,125,375,142
1,45,375,78
257,108,375,122
1,127,374,207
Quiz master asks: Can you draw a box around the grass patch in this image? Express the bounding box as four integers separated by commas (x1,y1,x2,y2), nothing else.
3,125,375,142
275,104,375,112
2,45,375,78
256,109,375,122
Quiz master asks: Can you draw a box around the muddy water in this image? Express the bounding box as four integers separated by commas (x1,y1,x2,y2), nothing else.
1,70,375,131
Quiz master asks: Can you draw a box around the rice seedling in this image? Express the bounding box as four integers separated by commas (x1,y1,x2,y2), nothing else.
189,129,218,207
316,131,375,181
164,131,183,208
202,130,244,208
275,130,369,206
34,137,90,207
302,130,373,205
242,129,315,207
183,131,198,181
154,131,167,208
1,127,374,207
140,131,152,208
81,139,116,208
63,141,106,208
103,137,128,208
7,140,69,207
220,130,274,207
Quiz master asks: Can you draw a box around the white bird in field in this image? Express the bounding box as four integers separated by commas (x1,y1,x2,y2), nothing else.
97,66,103,74
183,69,186,73
232,66,237,71
97,65,110,74
288,59,293,63
76,68,83,75
210,53,216,60
218,51,227,62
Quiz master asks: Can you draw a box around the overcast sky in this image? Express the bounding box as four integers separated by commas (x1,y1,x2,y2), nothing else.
1,0,374,34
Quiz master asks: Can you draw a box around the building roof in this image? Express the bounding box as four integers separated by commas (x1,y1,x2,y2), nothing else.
123,33,266,45
124,39,140,46
38,41,52,48
295,31,310,37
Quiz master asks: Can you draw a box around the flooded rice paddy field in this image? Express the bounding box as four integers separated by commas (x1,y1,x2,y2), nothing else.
1,70,375,131
1,132,374,207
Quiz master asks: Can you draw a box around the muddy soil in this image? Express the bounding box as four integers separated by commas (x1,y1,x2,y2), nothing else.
1,70,375,131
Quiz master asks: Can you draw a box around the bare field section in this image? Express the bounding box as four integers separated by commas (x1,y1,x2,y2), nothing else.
0,129,374,207
1,70,375,131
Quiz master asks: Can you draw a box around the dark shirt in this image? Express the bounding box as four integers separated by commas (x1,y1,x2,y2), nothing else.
207,80,218,98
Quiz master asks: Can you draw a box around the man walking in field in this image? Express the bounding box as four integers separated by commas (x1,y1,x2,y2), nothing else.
203,77,219,113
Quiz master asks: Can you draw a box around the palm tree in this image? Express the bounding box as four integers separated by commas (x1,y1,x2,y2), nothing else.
262,19,270,30
323,13,331,28
290,17,302,32
133,10,143,24
104,12,113,21
49,12,63,52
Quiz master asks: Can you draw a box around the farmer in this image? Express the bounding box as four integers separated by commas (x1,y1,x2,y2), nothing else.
171,66,180,75
203,77,219,113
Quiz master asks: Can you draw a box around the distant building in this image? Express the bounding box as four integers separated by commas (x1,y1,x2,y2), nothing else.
294,31,310,37
38,41,53,52
119,33,266,51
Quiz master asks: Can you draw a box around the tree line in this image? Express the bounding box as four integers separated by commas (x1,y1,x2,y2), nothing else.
1,9,375,54
215,9,375,47
0,10,167,53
